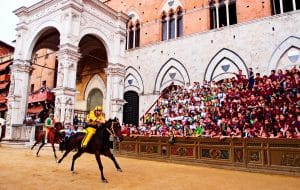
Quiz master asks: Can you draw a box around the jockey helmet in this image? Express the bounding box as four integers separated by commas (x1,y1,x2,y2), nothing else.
94,106,103,111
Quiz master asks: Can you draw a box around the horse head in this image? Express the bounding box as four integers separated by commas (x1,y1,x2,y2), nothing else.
105,117,124,142
54,122,64,131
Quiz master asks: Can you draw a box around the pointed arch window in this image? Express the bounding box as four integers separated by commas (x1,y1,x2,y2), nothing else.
169,12,176,39
162,14,168,41
272,0,299,15
177,10,183,37
135,23,140,48
161,8,184,41
209,0,237,29
128,25,134,49
126,20,141,50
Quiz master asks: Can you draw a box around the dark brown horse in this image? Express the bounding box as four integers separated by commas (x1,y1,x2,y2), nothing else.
57,118,124,183
31,122,64,160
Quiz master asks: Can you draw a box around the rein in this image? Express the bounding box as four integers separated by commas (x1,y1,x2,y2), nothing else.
106,121,118,137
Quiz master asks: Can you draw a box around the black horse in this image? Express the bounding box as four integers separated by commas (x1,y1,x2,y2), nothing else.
57,118,124,183
31,122,64,160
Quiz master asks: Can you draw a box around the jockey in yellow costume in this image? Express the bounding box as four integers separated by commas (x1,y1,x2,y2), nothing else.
81,106,105,148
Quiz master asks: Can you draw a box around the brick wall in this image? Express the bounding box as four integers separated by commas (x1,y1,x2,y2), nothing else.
105,0,273,47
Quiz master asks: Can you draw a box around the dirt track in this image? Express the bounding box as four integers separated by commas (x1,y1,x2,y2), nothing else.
0,145,299,190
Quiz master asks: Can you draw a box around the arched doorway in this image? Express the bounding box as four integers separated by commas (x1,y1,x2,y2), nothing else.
87,88,103,112
75,34,108,122
123,91,139,126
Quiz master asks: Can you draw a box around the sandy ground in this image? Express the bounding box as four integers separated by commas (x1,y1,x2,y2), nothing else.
0,145,299,190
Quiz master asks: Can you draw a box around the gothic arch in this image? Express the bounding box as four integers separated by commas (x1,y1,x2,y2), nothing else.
154,58,190,92
84,74,106,101
204,48,248,81
126,9,141,24
158,0,185,16
24,21,61,60
268,36,300,72
78,27,112,63
125,66,144,94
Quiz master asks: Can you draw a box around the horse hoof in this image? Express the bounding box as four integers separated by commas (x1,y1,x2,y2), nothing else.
102,179,108,183
117,169,123,172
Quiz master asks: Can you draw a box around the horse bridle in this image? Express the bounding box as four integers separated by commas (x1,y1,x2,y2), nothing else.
106,121,119,137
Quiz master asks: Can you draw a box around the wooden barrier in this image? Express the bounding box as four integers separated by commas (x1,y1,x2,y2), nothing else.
116,136,300,175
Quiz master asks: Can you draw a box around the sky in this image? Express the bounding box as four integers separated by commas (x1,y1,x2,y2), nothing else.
0,0,41,46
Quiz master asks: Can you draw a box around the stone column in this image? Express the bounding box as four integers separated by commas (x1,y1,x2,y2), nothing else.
126,28,130,49
216,5,220,28
279,0,283,14
5,61,31,139
174,15,178,38
105,63,126,123
53,43,80,124
292,0,296,11
132,26,136,48
225,0,230,26
166,17,170,40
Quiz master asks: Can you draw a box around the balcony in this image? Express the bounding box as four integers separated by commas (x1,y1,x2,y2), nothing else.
28,90,54,103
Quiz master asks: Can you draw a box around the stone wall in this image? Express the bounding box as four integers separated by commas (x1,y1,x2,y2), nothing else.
124,11,300,117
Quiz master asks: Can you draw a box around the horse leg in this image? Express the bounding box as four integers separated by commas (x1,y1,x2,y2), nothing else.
31,141,39,150
51,143,57,161
103,149,122,172
31,132,44,150
95,153,108,183
36,142,45,157
57,149,72,164
71,150,83,174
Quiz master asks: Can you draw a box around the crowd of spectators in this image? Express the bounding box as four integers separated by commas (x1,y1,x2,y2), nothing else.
121,66,300,139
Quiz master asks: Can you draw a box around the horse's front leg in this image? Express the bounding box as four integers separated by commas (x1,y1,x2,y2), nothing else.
71,150,83,174
51,143,57,161
95,153,107,183
103,149,122,172
31,141,38,150
36,142,45,157
57,149,72,164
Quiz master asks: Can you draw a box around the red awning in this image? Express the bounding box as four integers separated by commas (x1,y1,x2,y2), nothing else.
27,105,44,114
0,74,10,82
0,61,12,72
0,82,9,90
0,106,7,111
0,95,6,103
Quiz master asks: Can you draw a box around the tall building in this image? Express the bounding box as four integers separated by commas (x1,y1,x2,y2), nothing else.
5,0,300,139
0,41,14,119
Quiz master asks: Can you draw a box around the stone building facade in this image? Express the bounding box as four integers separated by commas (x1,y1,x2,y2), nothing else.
5,0,300,139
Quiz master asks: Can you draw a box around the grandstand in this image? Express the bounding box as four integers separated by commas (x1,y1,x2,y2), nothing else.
123,66,300,139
